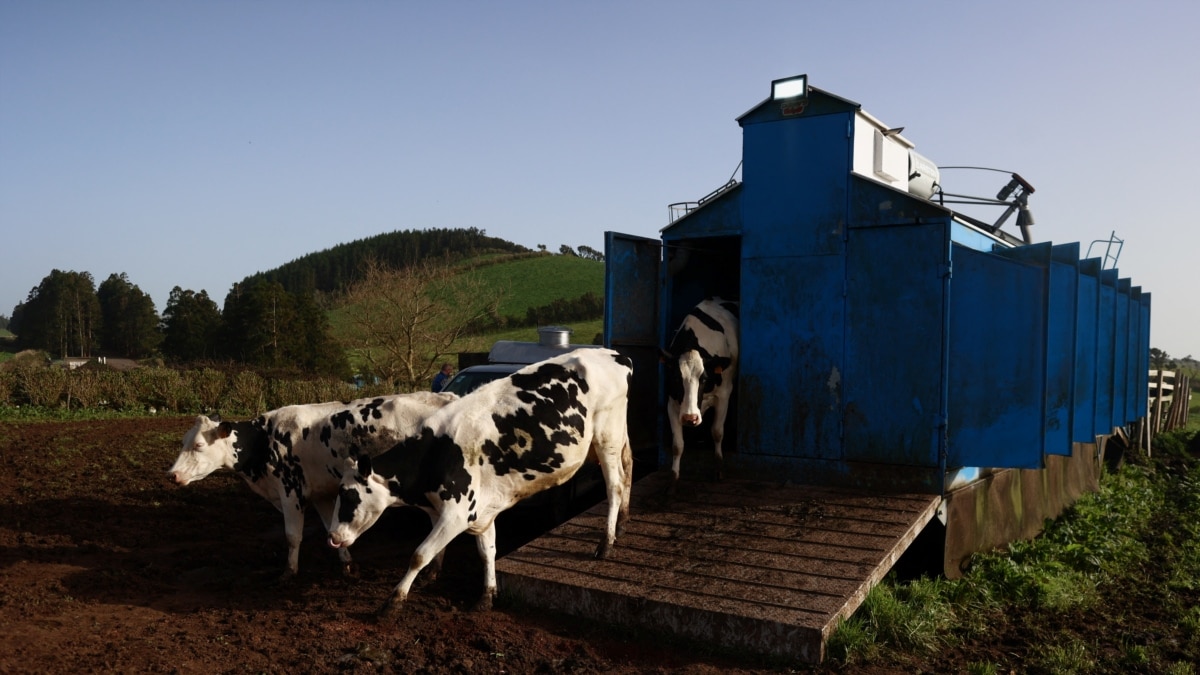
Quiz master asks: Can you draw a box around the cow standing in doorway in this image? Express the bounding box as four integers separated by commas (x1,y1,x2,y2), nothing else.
663,298,739,489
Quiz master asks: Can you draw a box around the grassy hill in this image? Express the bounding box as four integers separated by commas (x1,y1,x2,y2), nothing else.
327,252,606,361
468,253,604,320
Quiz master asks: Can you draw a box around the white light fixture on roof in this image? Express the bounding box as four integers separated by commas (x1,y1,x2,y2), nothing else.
771,74,808,100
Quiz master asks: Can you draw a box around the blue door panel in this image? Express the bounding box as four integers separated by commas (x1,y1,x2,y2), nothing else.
1073,258,1102,442
948,244,1046,469
843,222,948,468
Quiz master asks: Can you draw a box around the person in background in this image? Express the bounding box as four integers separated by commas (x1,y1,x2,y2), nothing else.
432,363,454,392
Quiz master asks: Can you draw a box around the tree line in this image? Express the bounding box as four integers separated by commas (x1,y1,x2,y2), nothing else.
5,228,607,389
8,270,350,378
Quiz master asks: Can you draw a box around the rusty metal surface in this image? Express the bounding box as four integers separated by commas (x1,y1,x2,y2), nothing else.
496,472,940,664
943,440,1102,578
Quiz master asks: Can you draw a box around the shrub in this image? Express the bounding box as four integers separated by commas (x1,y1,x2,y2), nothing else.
186,368,227,412
227,371,266,415
0,371,13,405
65,368,105,409
100,370,140,411
133,367,187,413
19,366,67,407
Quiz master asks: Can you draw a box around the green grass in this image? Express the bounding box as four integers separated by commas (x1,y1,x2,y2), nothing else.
467,253,604,319
829,424,1200,671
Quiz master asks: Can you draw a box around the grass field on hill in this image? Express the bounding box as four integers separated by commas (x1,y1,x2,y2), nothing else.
468,253,604,320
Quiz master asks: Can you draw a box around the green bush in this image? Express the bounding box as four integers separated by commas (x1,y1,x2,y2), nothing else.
226,371,266,416
65,368,105,409
0,371,13,405
19,366,67,407
100,370,140,410
186,368,226,412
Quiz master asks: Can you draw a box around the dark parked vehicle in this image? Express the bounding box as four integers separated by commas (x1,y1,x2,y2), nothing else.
440,363,522,397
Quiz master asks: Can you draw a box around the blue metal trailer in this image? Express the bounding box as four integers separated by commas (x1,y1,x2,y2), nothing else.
498,75,1154,662
604,74,1151,574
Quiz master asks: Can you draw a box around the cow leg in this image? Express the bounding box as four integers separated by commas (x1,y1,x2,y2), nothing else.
279,499,305,580
619,437,633,535
377,514,465,619
312,498,355,575
423,511,446,582
472,523,498,611
666,399,685,493
709,395,730,481
593,425,630,559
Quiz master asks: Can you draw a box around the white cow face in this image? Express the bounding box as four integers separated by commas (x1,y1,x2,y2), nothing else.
676,350,709,425
168,415,235,486
328,454,392,549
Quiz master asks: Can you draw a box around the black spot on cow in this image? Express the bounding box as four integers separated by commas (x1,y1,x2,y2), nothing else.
336,485,363,526
366,429,473,509
358,398,385,423
230,421,271,482
688,306,727,335
302,427,311,441
482,364,588,477
330,410,355,430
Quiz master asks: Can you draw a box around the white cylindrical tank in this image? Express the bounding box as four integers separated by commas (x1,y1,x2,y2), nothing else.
908,150,940,200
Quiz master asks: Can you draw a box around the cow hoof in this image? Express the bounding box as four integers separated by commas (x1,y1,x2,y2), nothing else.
341,562,359,578
271,569,297,586
472,593,494,612
375,600,402,621
594,541,612,560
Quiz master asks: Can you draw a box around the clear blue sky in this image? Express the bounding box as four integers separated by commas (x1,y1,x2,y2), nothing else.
2,1,1196,358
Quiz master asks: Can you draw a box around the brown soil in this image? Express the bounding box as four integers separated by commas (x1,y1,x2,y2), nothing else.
0,416,1175,673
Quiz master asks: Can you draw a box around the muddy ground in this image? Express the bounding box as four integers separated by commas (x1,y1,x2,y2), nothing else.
0,416,1168,673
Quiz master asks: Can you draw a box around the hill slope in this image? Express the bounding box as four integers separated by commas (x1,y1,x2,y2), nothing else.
244,227,530,296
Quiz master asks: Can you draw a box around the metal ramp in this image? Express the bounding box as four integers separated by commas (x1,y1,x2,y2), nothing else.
497,471,941,664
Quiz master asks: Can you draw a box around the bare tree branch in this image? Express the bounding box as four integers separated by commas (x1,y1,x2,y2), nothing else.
339,259,504,391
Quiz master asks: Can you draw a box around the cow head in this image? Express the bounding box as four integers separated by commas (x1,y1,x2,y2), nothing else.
328,453,392,550
168,415,236,485
662,348,728,427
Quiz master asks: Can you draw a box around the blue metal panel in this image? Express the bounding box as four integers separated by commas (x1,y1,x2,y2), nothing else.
947,244,1047,469
739,255,844,461
740,112,850,259
660,184,743,239
995,242,1076,457
1073,258,1102,442
1047,244,1080,454
1138,292,1152,417
843,222,949,468
1114,278,1131,426
604,232,661,347
1096,270,1118,434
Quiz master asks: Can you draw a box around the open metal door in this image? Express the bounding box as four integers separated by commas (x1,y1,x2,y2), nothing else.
604,231,662,466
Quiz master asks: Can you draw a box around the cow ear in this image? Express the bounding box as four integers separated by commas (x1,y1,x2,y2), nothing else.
713,366,724,375
210,413,222,424
217,422,233,439
356,454,373,477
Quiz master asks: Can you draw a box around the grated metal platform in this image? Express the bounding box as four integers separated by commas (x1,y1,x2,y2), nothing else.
497,471,941,664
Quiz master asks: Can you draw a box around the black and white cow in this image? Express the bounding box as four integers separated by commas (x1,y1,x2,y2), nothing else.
168,391,456,578
328,348,634,615
662,298,739,487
